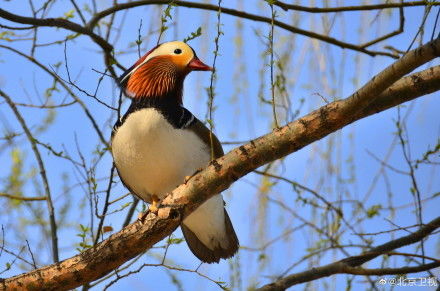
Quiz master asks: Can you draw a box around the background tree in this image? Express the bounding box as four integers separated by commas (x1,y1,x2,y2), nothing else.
0,1,439,290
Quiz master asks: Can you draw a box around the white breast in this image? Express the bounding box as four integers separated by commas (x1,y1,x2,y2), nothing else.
112,108,228,249
112,108,211,199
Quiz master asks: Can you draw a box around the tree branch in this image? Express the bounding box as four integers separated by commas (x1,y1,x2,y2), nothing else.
0,193,46,201
256,216,440,291
0,90,59,263
340,37,440,118
344,262,440,276
86,0,398,58
0,8,117,77
2,39,440,290
0,44,108,146
0,8,111,52
273,1,440,12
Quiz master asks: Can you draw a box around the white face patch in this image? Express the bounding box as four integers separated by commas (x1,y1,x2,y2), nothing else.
144,41,194,64
120,41,195,84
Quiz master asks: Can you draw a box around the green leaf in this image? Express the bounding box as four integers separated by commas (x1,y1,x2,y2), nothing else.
183,27,203,43
63,9,75,19
0,31,15,41
258,253,266,261
167,237,184,245
366,204,382,218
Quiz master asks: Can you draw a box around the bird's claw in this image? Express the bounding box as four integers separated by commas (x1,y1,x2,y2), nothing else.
184,168,203,184
137,194,161,223
149,194,161,214
149,203,159,214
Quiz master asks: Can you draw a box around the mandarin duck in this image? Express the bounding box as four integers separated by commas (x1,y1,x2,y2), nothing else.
111,41,239,263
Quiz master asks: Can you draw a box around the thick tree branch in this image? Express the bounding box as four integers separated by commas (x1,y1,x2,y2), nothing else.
362,65,440,116
341,37,440,118
86,1,398,58
2,40,439,290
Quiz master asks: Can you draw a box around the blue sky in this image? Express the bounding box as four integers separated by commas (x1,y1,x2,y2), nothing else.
1,1,439,290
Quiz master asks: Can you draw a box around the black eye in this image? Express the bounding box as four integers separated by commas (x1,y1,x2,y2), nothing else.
174,48,182,54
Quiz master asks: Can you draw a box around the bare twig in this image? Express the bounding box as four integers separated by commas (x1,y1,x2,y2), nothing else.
86,1,399,58
0,8,119,77
0,193,46,201
268,2,279,128
94,165,116,245
25,240,37,270
360,4,405,48
256,216,440,290
207,0,222,160
0,44,108,146
0,89,59,263
69,0,86,24
273,1,440,13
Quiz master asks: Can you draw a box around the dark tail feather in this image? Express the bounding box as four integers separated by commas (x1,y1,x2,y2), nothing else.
181,209,239,263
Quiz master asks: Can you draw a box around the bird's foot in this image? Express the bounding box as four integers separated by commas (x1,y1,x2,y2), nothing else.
184,168,204,184
137,195,161,223
149,203,160,213
149,194,161,214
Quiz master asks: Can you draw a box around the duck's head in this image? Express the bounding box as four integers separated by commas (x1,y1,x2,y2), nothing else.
119,41,212,103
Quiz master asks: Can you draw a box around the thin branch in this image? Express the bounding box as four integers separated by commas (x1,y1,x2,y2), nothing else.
94,165,116,245
69,0,87,24
268,2,279,128
256,216,440,291
344,262,440,275
104,0,118,42
0,23,35,30
0,89,59,263
0,247,25,275
387,251,440,263
12,100,77,109
0,193,46,201
366,149,409,175
0,8,118,77
122,197,140,228
25,240,37,270
62,41,117,111
396,105,425,261
360,4,405,48
340,37,440,119
0,44,109,146
273,1,440,13
355,223,420,236
86,1,398,58
253,170,343,217
207,0,222,160
0,246,35,267
0,9,110,51
103,262,227,290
